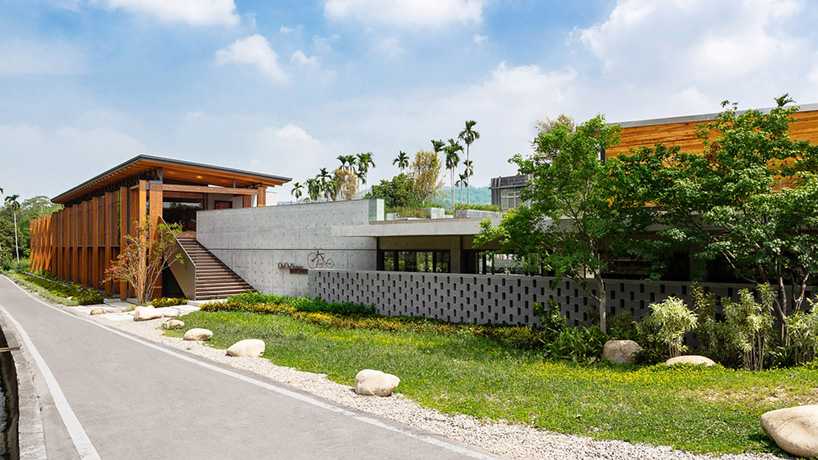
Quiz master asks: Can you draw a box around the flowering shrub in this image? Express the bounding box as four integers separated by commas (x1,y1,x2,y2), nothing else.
151,297,187,307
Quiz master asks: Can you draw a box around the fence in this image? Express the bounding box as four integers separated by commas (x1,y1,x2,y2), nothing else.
310,270,815,327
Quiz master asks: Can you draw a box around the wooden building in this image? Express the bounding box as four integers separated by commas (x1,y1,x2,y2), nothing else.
29,155,289,301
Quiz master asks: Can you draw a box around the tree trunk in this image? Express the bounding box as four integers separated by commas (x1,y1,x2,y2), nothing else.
776,277,788,346
596,272,607,334
466,146,470,205
12,212,19,264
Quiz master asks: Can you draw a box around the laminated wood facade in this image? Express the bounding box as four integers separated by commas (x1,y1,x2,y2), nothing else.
29,155,289,300
606,103,818,159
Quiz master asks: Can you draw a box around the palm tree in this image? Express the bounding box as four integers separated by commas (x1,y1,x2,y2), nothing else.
458,120,480,204
355,152,375,193
291,182,303,201
430,139,444,157
457,173,467,207
317,167,331,182
393,151,409,172
4,194,21,264
463,159,474,194
305,178,321,202
337,154,355,170
443,139,463,211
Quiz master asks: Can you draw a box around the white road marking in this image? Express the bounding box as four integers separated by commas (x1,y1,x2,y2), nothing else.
0,301,101,460
2,277,497,459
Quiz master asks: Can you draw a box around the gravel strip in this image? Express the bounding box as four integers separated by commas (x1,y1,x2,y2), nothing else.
84,308,781,460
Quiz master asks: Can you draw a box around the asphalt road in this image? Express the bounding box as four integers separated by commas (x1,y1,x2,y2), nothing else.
0,276,496,460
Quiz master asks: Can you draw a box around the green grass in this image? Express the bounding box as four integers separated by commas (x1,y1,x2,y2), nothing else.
168,309,817,456
8,272,108,306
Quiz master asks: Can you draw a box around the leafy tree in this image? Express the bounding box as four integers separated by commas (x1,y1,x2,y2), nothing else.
443,139,463,211
291,182,303,201
305,178,321,202
354,152,375,192
334,168,358,200
458,120,480,204
393,151,409,172
476,115,623,333
105,220,181,305
610,96,818,343
409,149,444,204
3,194,21,264
366,173,414,208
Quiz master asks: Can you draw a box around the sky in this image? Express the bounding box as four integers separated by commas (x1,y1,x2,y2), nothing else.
2,0,818,202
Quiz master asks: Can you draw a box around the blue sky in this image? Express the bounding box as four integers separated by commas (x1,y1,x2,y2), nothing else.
2,0,818,202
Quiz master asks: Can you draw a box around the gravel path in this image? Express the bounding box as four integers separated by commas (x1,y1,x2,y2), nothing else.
80,306,782,460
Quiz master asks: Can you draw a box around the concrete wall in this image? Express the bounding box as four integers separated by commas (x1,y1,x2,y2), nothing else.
310,270,816,327
197,199,377,297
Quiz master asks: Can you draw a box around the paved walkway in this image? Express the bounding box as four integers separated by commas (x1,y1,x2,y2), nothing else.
0,276,496,459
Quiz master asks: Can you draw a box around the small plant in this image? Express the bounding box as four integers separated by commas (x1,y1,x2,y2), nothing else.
453,203,501,212
642,296,697,358
723,285,774,371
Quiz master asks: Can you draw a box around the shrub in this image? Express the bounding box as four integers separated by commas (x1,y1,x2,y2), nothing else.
723,285,774,371
785,299,818,365
15,272,106,305
642,297,698,358
453,203,501,212
151,297,187,307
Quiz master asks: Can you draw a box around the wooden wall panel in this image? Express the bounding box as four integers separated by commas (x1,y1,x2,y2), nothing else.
120,186,129,300
257,186,266,207
104,192,114,295
148,184,163,300
90,196,101,290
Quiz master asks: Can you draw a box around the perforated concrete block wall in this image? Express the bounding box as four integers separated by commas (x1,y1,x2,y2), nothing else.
310,270,815,327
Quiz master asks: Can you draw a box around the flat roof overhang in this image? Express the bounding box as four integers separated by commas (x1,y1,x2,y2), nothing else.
332,218,503,238
52,154,291,204
614,102,818,128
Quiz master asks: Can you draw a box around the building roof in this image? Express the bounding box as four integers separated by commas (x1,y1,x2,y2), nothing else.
614,102,818,128
52,154,291,204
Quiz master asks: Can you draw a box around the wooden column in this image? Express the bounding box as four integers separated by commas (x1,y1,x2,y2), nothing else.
257,186,266,207
104,192,114,295
79,200,89,286
56,209,64,281
70,205,79,284
119,187,128,300
148,183,163,300
90,196,101,290
242,195,252,208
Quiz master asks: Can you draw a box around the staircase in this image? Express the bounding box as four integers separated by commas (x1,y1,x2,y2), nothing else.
176,235,255,300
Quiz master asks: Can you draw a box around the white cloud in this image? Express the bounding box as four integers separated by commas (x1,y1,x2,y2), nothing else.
215,35,288,82
0,40,87,76
473,34,488,44
324,0,485,28
95,0,239,26
290,51,321,71
280,25,302,34
0,124,147,199
373,37,403,58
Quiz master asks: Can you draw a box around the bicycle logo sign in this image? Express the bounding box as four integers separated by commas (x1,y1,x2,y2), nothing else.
307,249,334,269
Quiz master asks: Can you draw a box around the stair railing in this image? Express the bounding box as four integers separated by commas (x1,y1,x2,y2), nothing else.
162,217,198,300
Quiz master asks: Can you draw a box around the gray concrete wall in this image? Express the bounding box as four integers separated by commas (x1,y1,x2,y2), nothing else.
310,270,816,327
197,199,377,297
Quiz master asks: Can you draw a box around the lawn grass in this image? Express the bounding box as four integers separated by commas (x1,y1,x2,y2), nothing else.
167,309,818,456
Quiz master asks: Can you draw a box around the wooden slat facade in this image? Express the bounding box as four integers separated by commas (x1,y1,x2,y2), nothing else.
29,155,288,301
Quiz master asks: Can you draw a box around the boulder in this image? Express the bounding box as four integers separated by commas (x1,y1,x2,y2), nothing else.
89,307,106,316
162,320,185,330
133,306,163,321
155,307,181,318
183,328,213,341
602,339,642,364
666,355,716,367
226,339,266,357
761,405,818,458
354,369,400,397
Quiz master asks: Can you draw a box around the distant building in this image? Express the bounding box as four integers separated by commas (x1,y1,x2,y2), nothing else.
490,174,531,211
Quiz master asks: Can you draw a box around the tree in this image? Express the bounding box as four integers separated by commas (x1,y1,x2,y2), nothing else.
443,139,463,211
105,220,181,305
456,173,467,206
610,96,818,343
291,182,303,201
458,120,480,204
355,152,375,192
334,168,358,200
476,115,623,333
305,178,321,202
393,151,409,172
3,194,21,264
409,149,444,204
366,173,414,208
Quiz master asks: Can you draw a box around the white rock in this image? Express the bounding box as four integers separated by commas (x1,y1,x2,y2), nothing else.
133,306,163,321
354,369,400,397
226,339,265,357
761,405,818,458
162,320,185,330
183,328,213,341
155,307,181,318
666,355,716,366
89,307,106,316
602,340,642,364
